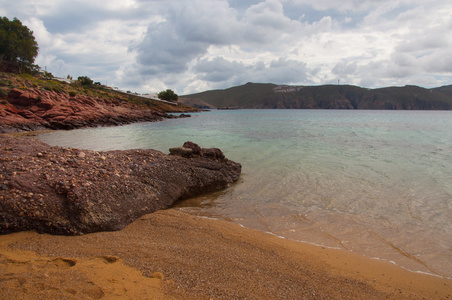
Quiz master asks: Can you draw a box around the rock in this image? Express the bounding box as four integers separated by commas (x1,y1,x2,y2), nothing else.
0,137,242,235
181,141,225,160
169,147,193,158
0,86,198,133
7,89,39,107
182,141,202,155
202,148,225,160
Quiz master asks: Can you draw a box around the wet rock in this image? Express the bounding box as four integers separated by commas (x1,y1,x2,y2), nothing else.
182,141,202,156
182,141,225,160
0,137,241,235
169,147,193,158
202,148,225,160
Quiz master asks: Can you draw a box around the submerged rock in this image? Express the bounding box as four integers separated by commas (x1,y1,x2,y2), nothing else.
0,137,241,235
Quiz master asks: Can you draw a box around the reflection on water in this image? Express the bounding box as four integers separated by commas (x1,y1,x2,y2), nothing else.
39,109,452,278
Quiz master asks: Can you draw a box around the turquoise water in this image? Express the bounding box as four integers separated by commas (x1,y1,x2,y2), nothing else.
38,109,452,278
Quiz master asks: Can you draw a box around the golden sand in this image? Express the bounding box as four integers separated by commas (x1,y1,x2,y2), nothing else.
1,209,451,299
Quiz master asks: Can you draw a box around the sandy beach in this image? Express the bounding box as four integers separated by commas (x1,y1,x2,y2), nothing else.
0,209,450,299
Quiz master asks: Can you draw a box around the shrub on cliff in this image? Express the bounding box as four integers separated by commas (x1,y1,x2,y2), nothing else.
0,17,39,73
77,76,93,86
158,89,178,102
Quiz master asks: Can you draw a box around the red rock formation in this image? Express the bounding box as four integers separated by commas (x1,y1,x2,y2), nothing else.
0,88,181,132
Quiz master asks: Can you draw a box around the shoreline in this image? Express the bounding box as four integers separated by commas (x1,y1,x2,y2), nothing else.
174,191,452,280
8,127,450,282
180,208,452,281
236,216,451,280
1,209,451,299
0,72,199,133
1,122,450,297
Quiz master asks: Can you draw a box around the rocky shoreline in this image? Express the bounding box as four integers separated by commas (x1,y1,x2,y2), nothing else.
0,137,241,235
0,84,196,133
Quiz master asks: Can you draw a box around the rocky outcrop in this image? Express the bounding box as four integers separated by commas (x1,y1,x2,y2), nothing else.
0,88,191,133
0,137,241,235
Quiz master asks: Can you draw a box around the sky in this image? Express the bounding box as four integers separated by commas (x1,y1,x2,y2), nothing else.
1,0,452,95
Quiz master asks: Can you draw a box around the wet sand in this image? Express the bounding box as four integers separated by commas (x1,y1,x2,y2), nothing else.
0,209,451,299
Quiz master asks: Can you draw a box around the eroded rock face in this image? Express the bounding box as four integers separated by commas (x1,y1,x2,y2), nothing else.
0,138,241,235
0,88,189,133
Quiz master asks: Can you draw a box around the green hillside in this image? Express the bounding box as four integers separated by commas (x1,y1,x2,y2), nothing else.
181,82,276,108
180,83,452,110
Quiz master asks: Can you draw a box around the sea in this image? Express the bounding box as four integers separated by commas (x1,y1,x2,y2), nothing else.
38,109,452,278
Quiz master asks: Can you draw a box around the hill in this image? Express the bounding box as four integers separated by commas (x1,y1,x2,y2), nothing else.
0,72,198,132
180,82,452,110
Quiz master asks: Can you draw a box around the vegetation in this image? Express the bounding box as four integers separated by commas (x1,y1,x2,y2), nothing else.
0,17,197,113
158,89,178,102
183,82,276,108
43,71,53,80
0,17,39,73
0,72,197,113
77,76,93,86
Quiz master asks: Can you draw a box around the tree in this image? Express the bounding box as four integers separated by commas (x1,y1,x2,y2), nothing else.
0,17,39,72
43,71,53,80
158,89,178,102
77,76,93,86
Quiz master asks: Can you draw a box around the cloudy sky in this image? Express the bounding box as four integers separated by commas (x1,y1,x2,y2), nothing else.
1,0,451,94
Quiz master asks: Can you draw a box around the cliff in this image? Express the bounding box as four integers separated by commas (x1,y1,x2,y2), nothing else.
180,82,452,110
0,73,198,133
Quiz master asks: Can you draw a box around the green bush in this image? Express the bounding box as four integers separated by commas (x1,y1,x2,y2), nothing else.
69,91,76,97
43,71,53,80
77,76,93,86
158,89,178,102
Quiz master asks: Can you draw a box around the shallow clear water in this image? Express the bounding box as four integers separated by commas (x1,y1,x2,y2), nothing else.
38,109,452,278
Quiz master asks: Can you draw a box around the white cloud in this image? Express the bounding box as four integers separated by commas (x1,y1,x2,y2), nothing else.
241,0,295,43
1,0,451,93
195,57,245,82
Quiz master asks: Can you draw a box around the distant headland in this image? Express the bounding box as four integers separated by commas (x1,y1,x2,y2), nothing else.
180,82,452,110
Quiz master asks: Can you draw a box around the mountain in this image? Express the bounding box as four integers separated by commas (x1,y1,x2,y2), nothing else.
180,82,452,110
